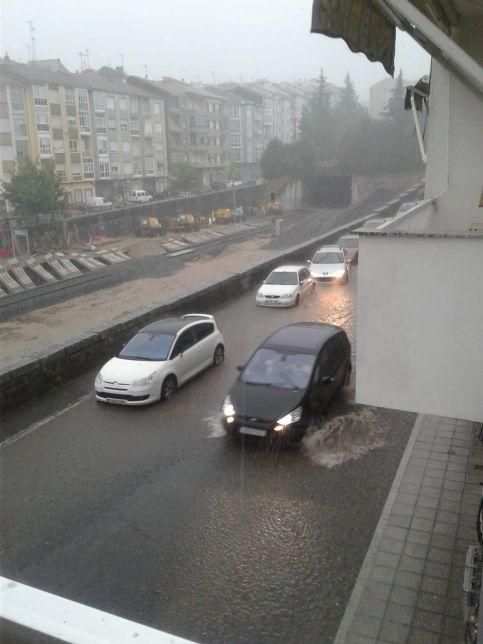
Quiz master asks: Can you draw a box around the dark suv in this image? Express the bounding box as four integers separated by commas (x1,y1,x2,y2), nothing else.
222,322,351,441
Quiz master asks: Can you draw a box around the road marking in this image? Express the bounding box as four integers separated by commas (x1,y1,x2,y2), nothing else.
0,393,92,450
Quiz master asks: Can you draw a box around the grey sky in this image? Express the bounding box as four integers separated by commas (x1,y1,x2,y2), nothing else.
1,0,430,100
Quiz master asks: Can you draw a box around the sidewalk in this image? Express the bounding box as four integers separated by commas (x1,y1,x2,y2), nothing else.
335,414,480,643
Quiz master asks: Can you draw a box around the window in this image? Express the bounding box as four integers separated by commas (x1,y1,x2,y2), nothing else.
130,96,138,112
120,120,128,133
231,119,241,132
10,87,25,111
133,160,142,176
123,162,132,175
13,114,27,136
171,329,195,358
154,122,162,134
77,90,89,111
69,140,78,153
98,159,110,178
15,140,29,160
110,141,118,152
130,118,140,136
94,92,105,107
230,105,240,118
119,97,127,110
72,164,82,178
153,102,161,115
79,112,90,132
122,141,131,153
231,148,241,161
74,189,83,203
36,110,50,131
39,137,51,155
33,85,47,106
53,140,64,153
67,118,77,128
111,164,119,176
106,96,115,110
193,323,214,341
208,102,214,113
145,158,154,175
95,113,106,134
97,139,108,155
108,118,116,131
83,157,94,178
209,120,214,129
65,89,75,105
230,133,241,146
56,169,66,178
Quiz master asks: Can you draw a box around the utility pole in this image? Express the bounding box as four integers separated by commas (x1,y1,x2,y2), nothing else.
26,20,36,60
143,64,148,79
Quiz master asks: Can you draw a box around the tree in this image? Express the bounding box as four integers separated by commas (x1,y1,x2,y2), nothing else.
384,70,406,123
299,69,335,162
334,74,365,153
3,159,66,219
260,138,288,179
169,162,200,193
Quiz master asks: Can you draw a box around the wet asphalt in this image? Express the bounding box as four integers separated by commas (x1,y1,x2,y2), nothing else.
0,269,415,643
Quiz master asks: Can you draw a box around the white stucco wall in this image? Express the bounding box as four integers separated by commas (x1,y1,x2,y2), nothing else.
356,234,483,422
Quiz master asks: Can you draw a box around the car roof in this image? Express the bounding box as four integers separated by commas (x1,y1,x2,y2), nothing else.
270,265,306,272
139,315,210,335
262,322,344,353
314,245,344,253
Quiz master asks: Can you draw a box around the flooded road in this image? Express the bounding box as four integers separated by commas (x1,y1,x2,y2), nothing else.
0,268,415,643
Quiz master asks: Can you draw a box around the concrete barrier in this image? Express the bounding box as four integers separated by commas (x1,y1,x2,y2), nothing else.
0,183,423,417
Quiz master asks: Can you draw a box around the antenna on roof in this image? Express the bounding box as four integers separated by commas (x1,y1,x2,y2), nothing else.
78,51,86,71
86,48,90,68
143,64,148,79
119,53,124,71
26,20,36,61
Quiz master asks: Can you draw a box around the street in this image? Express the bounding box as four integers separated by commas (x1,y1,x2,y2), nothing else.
0,269,415,643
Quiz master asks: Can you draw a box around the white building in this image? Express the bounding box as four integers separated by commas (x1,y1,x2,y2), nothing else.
312,0,483,423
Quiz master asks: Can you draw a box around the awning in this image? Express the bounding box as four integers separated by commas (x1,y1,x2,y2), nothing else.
311,0,396,76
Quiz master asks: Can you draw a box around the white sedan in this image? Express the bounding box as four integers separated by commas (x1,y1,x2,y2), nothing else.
255,265,315,308
95,314,224,405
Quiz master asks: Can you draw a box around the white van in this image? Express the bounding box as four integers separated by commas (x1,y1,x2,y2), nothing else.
127,190,153,203
86,196,112,208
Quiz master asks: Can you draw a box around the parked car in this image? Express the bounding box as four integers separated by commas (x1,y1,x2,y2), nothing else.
307,245,350,283
361,218,391,230
95,314,224,406
336,234,359,265
86,196,112,209
222,322,352,441
255,265,314,307
126,190,153,203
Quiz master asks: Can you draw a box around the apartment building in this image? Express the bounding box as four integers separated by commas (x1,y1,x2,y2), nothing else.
152,78,229,187
0,58,168,206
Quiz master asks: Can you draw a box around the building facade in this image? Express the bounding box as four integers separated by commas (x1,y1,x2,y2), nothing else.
0,58,169,207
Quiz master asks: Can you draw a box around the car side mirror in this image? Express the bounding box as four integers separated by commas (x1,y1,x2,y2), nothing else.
321,376,335,385
236,364,244,372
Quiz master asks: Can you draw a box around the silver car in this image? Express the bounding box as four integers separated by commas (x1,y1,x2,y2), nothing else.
308,246,350,283
256,265,315,307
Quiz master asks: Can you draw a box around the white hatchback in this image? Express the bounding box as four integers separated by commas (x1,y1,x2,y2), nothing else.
95,314,224,405
256,265,315,307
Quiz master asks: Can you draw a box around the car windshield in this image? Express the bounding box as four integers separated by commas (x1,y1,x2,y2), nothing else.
265,271,298,285
312,252,344,264
241,348,315,389
119,332,175,361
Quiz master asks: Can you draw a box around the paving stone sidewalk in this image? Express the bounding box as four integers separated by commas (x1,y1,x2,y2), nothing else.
335,414,481,644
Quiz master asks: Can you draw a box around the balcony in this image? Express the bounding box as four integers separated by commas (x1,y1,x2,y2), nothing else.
355,200,483,423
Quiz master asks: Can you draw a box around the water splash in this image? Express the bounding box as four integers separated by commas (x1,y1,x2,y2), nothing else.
303,407,385,468
203,414,225,438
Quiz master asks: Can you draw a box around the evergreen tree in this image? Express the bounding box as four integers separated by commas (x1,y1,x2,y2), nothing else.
300,68,335,162
384,70,405,122
334,73,365,155
260,138,288,179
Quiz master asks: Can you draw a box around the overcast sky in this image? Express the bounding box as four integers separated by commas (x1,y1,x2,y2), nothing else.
1,0,430,101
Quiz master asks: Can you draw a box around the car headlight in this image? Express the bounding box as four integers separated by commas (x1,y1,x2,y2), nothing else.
276,406,303,427
133,372,156,386
222,396,235,417
95,372,103,385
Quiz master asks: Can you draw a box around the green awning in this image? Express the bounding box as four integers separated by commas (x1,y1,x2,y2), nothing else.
311,0,396,75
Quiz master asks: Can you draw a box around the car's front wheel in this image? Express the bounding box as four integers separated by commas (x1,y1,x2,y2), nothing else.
161,375,177,401
213,344,225,366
